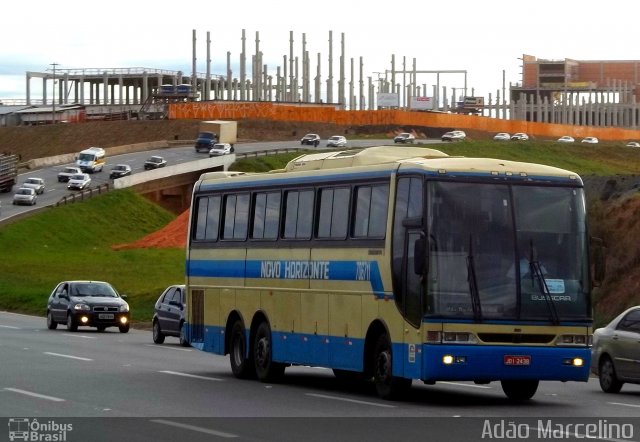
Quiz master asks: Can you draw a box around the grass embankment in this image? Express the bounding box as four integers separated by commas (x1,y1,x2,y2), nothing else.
0,190,183,323
0,154,300,324
427,139,640,175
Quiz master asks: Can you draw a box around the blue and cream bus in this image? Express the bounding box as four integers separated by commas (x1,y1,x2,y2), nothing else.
185,146,601,400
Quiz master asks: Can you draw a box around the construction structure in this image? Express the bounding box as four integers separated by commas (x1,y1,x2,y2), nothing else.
510,55,640,128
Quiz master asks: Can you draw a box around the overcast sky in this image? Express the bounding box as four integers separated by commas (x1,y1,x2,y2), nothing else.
1,0,637,103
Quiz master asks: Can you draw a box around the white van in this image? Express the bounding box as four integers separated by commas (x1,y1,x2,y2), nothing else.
76,147,106,173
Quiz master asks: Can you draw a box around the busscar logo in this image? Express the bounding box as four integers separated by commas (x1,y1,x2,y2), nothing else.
8,418,73,441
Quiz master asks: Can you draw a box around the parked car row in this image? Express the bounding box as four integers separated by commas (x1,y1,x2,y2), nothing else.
493,132,530,141
300,133,350,148
45,280,188,347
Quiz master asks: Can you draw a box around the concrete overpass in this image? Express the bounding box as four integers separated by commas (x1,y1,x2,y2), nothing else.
113,154,236,213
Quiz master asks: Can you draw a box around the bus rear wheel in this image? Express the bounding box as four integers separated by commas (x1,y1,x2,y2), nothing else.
372,334,411,400
254,321,284,382
230,320,254,379
500,380,539,401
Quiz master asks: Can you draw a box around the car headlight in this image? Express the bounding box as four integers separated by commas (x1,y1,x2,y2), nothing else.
119,303,129,312
74,304,90,311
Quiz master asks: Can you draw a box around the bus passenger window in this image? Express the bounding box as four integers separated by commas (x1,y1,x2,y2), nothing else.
353,184,389,238
222,194,249,240
194,196,221,241
317,187,350,239
284,190,314,239
252,192,281,240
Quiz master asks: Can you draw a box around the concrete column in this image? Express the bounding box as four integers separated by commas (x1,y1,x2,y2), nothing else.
315,53,321,103
62,73,69,104
359,56,364,110
227,51,232,101
206,31,211,101
276,66,282,101
339,33,345,108
442,86,447,112
103,72,110,105
240,29,246,101
349,57,354,110
26,73,32,105
143,72,150,106
327,31,333,104
302,33,307,102
289,31,294,102
42,76,47,105
281,55,287,102
119,76,125,106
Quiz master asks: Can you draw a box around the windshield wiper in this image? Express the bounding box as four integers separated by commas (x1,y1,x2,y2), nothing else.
466,236,483,322
528,240,559,325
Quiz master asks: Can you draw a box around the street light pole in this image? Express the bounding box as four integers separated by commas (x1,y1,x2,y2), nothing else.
50,62,58,124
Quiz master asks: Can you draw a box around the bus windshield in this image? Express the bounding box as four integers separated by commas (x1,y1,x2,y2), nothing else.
426,181,589,321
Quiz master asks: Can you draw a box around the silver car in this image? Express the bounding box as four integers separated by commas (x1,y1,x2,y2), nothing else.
591,305,640,393
13,187,37,205
22,177,45,194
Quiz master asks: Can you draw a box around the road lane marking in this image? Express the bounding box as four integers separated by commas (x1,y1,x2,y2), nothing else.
44,352,93,361
305,393,397,408
607,402,640,408
4,388,65,402
0,325,20,329
158,370,223,381
144,344,192,352
150,419,238,438
64,333,97,339
439,381,492,389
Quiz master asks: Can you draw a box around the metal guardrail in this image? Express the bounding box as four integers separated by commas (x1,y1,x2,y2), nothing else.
56,183,110,206
235,148,301,160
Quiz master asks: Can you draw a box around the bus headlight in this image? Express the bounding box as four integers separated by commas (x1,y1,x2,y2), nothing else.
563,357,584,367
557,334,590,347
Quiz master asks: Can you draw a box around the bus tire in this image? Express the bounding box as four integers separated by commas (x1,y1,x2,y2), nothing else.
500,380,539,401
254,321,284,382
230,320,254,379
372,334,411,400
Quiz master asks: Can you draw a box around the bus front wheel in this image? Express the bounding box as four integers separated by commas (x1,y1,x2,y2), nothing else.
500,380,539,401
254,321,284,382
230,320,254,379
372,334,411,400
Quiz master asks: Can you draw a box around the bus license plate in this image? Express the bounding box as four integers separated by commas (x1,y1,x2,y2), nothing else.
504,355,531,366
99,314,114,320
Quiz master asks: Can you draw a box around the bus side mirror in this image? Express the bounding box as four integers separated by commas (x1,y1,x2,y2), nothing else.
590,237,606,287
414,236,426,275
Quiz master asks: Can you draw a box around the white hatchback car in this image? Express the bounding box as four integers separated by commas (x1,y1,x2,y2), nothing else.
626,141,640,148
581,137,599,144
209,143,232,157
22,177,45,194
493,133,510,141
327,135,347,147
511,133,529,141
67,173,91,190
557,136,575,143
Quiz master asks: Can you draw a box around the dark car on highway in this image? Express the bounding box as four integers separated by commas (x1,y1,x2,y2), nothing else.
300,133,321,147
46,280,130,333
591,305,640,393
109,164,132,179
144,156,167,170
152,284,189,346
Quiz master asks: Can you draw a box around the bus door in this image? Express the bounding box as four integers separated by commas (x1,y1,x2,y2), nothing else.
392,176,425,379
